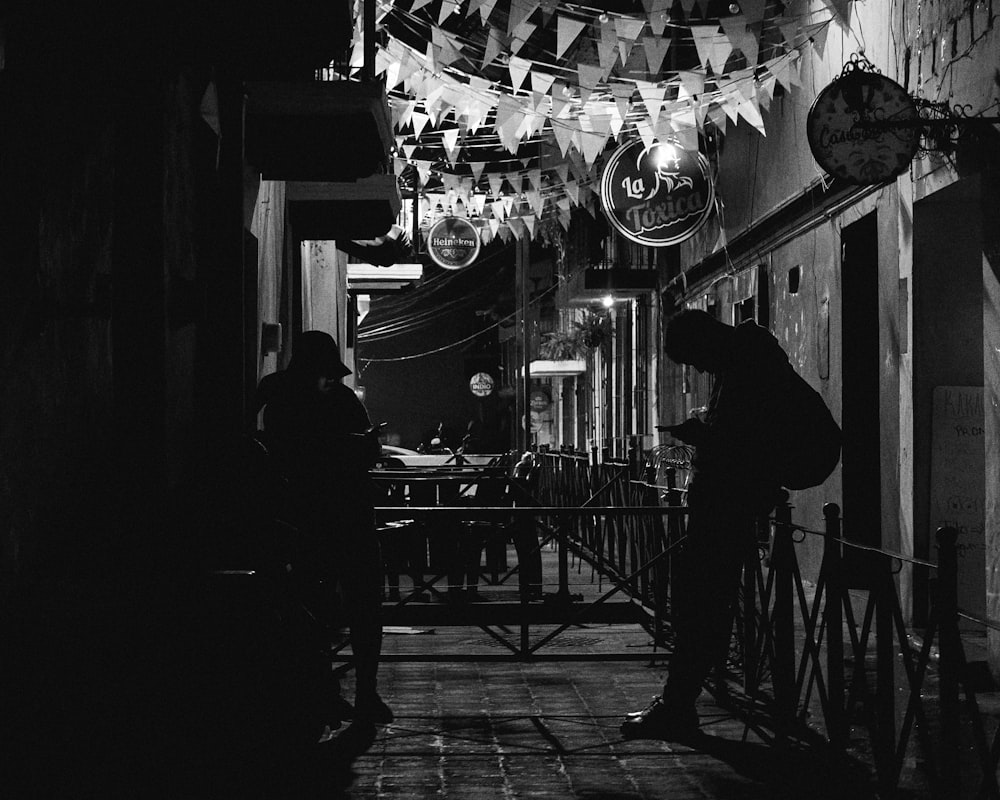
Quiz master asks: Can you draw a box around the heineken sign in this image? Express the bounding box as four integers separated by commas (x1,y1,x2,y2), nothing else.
599,139,714,247
426,217,481,270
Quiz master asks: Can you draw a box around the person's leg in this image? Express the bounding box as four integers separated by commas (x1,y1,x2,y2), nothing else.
622,505,754,739
662,515,750,710
511,516,543,599
335,513,392,723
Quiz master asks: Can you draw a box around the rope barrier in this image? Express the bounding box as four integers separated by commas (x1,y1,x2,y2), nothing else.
770,517,942,571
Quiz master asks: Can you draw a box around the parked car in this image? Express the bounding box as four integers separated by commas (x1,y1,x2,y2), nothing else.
374,444,457,469
373,445,501,470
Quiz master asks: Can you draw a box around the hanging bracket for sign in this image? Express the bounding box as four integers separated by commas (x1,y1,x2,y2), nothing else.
859,97,1000,156
808,53,1000,183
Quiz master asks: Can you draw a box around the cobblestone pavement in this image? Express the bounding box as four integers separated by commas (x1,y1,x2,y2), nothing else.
321,644,880,800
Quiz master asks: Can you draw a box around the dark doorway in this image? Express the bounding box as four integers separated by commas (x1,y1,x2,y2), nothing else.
841,213,881,552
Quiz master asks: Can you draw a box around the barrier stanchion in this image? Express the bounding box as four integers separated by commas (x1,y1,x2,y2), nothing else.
936,527,961,796
873,551,897,797
823,503,846,746
770,491,796,740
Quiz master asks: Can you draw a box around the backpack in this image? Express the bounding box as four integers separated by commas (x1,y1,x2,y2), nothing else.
774,369,842,490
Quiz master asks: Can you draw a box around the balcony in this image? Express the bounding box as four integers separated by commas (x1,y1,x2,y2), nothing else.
245,81,393,182
563,267,658,307
287,175,402,241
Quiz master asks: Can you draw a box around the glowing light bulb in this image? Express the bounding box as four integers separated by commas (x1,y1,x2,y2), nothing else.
601,295,615,308
652,142,680,171
728,2,740,13
598,12,609,23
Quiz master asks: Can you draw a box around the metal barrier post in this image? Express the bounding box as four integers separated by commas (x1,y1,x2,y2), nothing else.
771,492,796,739
936,527,961,794
742,523,759,696
823,502,846,746
874,551,896,797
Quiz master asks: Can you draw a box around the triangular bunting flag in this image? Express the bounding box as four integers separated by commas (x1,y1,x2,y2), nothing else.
488,173,505,197
678,69,706,99
564,179,580,205
508,55,533,91
719,14,759,66
556,14,588,60
611,82,634,121
479,0,499,24
482,25,505,67
820,0,853,26
577,63,605,106
507,0,540,36
615,17,646,45
690,25,720,69
506,171,524,196
805,20,831,57
708,32,733,74
510,20,537,53
438,0,460,25
441,128,459,163
597,22,619,75
552,119,575,157
635,117,657,149
411,111,430,138
644,0,670,36
470,161,487,184
579,130,608,166
635,80,666,120
643,34,671,75
530,71,555,96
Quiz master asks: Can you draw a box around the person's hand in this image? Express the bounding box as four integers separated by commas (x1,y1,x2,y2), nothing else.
661,418,707,445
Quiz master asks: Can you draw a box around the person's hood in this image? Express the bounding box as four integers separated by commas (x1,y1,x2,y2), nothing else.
732,320,789,371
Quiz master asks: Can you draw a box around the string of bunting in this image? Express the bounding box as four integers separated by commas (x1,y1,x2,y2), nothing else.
347,0,850,243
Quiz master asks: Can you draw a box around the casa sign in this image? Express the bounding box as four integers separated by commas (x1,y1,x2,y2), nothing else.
599,138,714,247
806,61,920,185
469,371,495,397
426,216,481,270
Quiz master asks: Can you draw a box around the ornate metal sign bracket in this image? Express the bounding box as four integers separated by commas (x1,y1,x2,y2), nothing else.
844,52,1000,155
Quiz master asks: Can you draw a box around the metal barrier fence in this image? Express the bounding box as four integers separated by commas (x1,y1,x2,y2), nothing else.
366,448,999,796
526,449,1000,799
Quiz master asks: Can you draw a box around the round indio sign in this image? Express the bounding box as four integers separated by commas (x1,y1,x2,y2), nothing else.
426,217,482,270
599,138,714,247
469,371,495,397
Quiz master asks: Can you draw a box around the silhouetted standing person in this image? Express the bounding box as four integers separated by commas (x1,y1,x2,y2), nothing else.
621,310,787,740
256,331,392,738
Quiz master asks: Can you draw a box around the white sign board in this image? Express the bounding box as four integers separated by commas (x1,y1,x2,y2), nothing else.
929,386,985,620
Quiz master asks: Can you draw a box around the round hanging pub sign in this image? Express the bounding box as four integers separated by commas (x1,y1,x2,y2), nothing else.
806,60,920,185
599,138,714,247
469,371,495,397
426,216,481,270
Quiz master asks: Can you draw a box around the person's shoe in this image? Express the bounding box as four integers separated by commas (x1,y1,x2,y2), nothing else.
353,692,394,725
624,695,663,719
332,720,377,756
620,696,699,741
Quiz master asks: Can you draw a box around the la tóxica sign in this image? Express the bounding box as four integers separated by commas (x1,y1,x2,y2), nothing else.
599,139,714,247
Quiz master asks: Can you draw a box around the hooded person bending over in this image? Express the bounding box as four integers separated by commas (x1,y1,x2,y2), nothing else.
621,310,787,741
255,330,392,731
